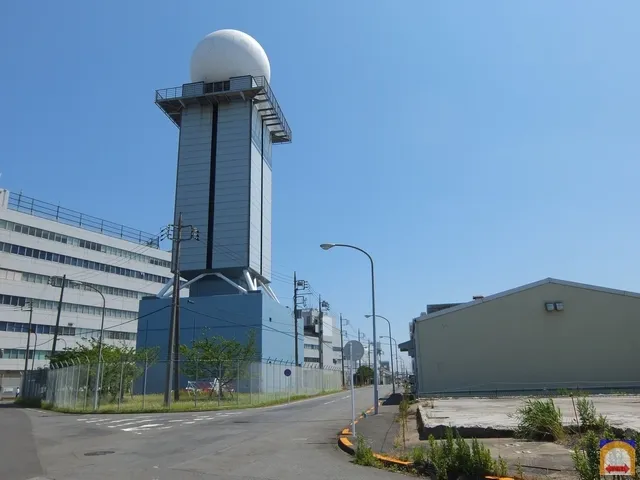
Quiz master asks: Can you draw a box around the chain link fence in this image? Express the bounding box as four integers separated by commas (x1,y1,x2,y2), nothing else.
23,358,343,412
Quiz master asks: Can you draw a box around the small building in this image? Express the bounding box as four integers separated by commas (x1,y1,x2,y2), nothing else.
403,278,640,396
301,309,338,368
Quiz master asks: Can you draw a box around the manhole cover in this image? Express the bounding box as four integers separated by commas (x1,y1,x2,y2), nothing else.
84,450,115,457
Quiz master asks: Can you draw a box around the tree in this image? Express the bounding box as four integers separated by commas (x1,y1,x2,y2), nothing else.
355,365,374,386
50,339,158,401
179,329,257,398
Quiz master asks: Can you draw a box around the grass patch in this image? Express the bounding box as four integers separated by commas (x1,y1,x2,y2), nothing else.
35,389,342,414
409,428,507,479
514,398,565,441
14,397,42,408
353,434,381,467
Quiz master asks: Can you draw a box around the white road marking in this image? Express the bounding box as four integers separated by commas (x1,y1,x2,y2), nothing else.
122,423,164,432
182,421,196,424
110,419,156,428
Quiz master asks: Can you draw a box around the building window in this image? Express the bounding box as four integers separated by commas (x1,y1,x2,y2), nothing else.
0,241,170,284
303,344,319,350
304,357,319,363
0,294,138,320
0,321,136,342
0,219,170,268
5,269,146,300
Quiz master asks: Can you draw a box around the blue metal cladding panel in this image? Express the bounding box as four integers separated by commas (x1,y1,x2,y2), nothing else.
135,293,298,393
261,160,272,282
136,293,265,394
175,105,214,272
211,101,252,270
260,294,296,362
249,142,262,273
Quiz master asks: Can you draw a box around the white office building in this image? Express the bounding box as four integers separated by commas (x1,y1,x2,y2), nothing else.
301,309,339,367
0,189,172,394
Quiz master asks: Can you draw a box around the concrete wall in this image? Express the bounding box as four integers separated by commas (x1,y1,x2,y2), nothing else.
414,282,640,394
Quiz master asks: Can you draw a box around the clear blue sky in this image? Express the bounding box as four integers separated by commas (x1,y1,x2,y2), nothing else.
2,1,639,367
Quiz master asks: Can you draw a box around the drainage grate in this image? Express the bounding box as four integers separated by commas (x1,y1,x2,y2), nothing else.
84,450,115,457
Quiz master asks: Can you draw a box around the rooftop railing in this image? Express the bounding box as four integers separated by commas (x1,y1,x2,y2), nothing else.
7,192,160,248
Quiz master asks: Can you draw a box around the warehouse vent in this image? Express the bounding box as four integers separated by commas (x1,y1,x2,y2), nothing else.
544,301,564,312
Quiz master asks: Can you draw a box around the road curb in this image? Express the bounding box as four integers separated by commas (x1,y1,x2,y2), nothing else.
336,400,515,478
337,401,413,468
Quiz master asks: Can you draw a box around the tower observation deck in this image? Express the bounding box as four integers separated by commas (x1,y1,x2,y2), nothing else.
154,30,292,302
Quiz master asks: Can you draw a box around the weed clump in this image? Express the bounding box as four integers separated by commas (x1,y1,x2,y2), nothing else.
353,434,381,467
413,428,507,480
514,398,564,441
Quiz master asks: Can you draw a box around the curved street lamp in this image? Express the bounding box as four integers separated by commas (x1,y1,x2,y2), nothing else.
365,314,395,394
320,243,379,414
380,334,399,392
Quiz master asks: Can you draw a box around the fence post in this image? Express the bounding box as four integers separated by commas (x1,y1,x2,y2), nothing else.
117,357,125,411
194,355,198,408
74,359,81,409
142,353,148,410
83,356,90,411
217,362,222,406
236,361,240,406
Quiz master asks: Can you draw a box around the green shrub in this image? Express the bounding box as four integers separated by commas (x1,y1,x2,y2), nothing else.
423,428,505,479
353,434,380,467
515,398,564,441
576,396,610,434
572,431,601,480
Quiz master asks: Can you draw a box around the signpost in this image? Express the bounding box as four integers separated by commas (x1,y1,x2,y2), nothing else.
284,368,292,403
343,340,364,438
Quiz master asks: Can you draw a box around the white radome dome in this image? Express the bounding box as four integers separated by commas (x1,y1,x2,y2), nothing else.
190,29,271,84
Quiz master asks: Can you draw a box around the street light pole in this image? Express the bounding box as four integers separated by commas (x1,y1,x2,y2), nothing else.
380,335,398,393
320,243,379,414
366,314,395,395
81,284,106,412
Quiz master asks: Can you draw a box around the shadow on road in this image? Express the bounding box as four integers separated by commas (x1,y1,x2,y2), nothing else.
381,393,403,406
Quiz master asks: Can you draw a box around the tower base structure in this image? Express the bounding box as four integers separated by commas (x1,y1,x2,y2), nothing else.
136,290,302,394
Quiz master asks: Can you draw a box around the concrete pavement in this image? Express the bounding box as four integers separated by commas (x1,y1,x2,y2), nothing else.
1,385,407,480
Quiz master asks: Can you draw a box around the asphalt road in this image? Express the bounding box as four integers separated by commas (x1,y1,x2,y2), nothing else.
1,386,408,480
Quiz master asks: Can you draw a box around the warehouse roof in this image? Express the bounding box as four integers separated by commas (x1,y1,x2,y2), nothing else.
415,277,640,323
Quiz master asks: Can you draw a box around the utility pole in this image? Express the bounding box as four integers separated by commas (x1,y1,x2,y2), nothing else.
357,329,362,370
318,295,323,369
293,271,298,365
50,274,66,359
292,275,308,366
339,314,345,388
163,213,199,407
317,297,330,369
21,302,33,394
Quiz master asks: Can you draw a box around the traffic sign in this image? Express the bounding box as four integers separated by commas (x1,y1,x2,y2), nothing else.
343,341,364,361
284,368,292,377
